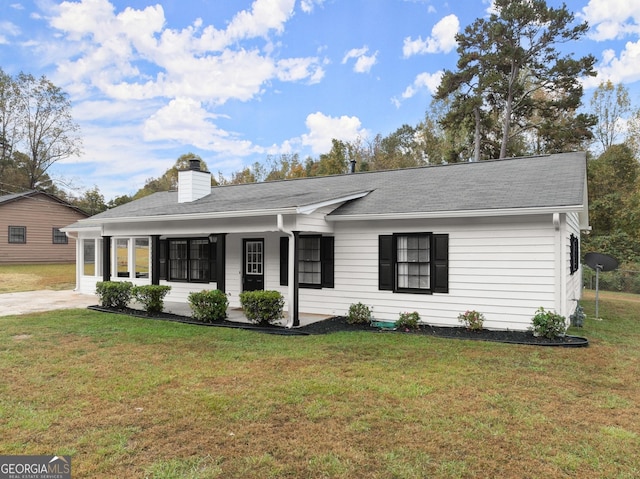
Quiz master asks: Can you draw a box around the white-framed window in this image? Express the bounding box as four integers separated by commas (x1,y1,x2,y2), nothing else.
135,238,150,278
245,240,263,275
396,234,431,291
82,238,103,277
116,238,129,277
83,239,96,276
298,236,321,286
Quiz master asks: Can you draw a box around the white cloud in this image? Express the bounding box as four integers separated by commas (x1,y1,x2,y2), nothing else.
300,0,325,14
300,112,368,154
276,57,325,83
143,97,258,157
579,0,640,41
583,40,640,89
47,0,323,106
403,14,459,57
393,71,443,107
0,20,20,36
342,46,378,73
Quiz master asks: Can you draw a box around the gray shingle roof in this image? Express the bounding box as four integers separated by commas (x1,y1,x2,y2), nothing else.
83,152,586,222
0,189,88,216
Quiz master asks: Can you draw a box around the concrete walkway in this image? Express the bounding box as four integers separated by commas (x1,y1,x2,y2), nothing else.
0,290,330,327
0,290,98,317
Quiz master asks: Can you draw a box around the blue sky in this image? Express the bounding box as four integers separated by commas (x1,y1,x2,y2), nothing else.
1,0,639,200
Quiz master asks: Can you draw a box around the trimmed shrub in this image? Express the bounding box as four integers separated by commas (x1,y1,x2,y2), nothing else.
347,302,373,324
133,285,171,315
239,290,284,325
396,311,420,330
188,290,229,323
95,281,133,309
530,307,567,338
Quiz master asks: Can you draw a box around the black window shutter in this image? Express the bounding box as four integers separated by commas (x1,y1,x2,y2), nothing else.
209,239,217,282
570,234,579,275
159,239,168,280
379,235,394,291
432,234,449,293
280,236,289,286
321,236,334,288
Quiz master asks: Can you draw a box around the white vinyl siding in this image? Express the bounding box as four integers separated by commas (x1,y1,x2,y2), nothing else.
72,211,576,332
294,215,558,331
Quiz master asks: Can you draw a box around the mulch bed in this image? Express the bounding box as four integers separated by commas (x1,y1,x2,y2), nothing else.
88,306,589,347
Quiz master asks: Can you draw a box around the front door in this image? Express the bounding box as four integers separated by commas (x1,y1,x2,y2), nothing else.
243,239,264,291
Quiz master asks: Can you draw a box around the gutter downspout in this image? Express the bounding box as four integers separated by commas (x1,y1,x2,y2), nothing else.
277,214,299,327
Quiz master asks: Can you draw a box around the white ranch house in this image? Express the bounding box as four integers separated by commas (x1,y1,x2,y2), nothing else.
63,152,588,330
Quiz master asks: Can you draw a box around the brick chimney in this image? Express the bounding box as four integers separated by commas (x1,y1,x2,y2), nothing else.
178,159,211,203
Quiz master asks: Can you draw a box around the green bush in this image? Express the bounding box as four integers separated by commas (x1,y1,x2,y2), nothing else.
95,281,133,309
239,290,284,326
530,307,567,339
188,290,229,322
133,285,171,315
396,311,420,330
347,302,373,324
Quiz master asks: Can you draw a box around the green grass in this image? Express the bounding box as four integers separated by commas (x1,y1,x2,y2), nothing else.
1,295,639,478
0,263,75,292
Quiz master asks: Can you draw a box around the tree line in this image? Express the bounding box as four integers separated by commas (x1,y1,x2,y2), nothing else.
2,0,640,267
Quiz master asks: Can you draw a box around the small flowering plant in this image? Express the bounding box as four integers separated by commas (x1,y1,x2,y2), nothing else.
458,310,485,331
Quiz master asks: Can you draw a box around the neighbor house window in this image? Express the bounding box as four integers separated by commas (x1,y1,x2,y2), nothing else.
83,240,96,276
379,233,449,294
8,226,26,244
165,238,215,283
135,238,149,278
53,228,68,244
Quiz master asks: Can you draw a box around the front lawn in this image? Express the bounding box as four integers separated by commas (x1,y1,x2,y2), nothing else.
0,263,75,293
1,295,638,478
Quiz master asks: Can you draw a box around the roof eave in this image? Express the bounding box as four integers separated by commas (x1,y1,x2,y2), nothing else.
71,206,300,227
327,205,585,221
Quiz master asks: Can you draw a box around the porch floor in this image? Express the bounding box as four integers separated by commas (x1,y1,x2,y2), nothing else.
156,301,333,328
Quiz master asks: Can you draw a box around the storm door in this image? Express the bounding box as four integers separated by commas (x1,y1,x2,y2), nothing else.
243,239,264,291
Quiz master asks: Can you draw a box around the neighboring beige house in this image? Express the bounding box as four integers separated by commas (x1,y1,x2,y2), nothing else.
64,153,589,331
0,190,88,264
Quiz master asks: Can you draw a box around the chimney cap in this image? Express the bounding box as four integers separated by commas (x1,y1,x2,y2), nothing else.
188,159,201,171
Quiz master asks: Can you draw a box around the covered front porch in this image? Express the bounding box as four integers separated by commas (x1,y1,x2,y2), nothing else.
131,299,333,328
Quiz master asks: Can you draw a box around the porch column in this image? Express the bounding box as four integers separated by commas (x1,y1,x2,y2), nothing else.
291,231,300,327
215,234,226,293
151,235,160,285
102,236,111,282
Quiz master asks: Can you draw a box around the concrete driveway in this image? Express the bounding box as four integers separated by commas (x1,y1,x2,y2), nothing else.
0,290,98,317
